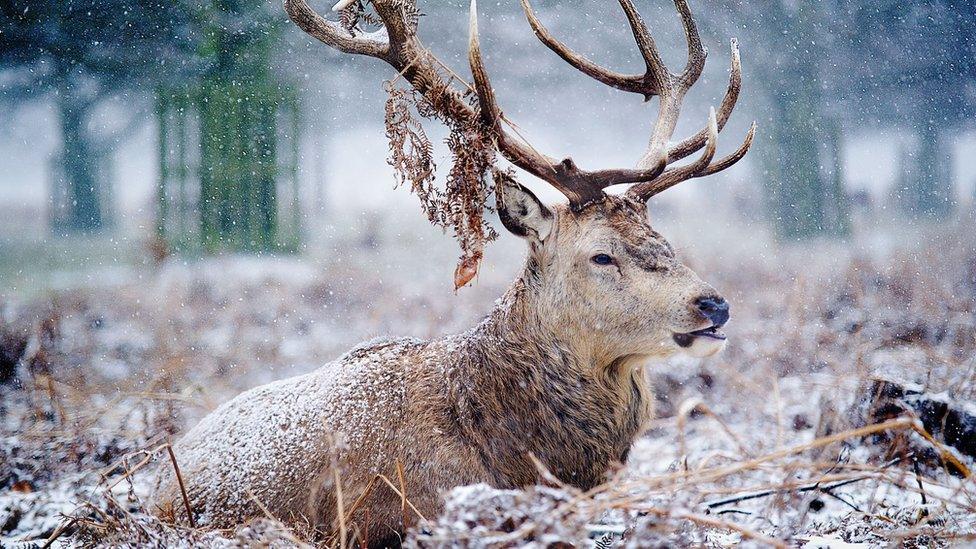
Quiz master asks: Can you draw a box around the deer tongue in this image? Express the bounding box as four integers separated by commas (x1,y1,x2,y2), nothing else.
673,326,726,347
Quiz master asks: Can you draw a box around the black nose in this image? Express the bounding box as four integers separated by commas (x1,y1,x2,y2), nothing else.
695,296,729,327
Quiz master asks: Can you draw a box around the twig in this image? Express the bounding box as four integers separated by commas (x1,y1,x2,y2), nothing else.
705,456,902,510
641,507,789,549
325,469,427,547
635,418,915,492
913,459,929,519
677,398,753,458
166,444,196,528
334,466,347,549
375,474,428,522
495,116,557,173
395,459,415,533
386,56,418,88
104,443,170,490
527,452,571,490
41,517,79,549
706,475,867,510
819,489,862,513
247,489,276,521
715,509,753,516
45,374,67,424
909,421,973,478
396,459,407,518
772,376,783,449
426,53,557,173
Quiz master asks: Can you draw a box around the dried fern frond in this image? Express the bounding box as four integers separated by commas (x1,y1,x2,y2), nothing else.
443,122,497,289
339,0,382,34
384,83,440,225
340,0,418,35
391,0,423,34
383,81,498,290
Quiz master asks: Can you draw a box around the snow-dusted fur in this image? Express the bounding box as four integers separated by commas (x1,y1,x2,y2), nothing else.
152,186,725,546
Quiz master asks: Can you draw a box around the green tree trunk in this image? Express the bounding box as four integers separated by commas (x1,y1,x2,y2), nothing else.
909,118,954,218
763,90,848,239
155,0,298,254
195,78,280,253
55,77,104,233
825,120,851,235
760,1,850,240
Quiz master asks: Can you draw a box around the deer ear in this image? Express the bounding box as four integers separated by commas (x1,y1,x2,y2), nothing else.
496,175,553,242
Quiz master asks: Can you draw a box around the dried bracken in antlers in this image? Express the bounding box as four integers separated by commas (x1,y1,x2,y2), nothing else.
384,83,439,222
338,0,381,33
383,81,497,290
339,1,420,37
393,0,423,32
442,109,498,289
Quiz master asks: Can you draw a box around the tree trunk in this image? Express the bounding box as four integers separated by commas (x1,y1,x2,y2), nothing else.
155,0,299,254
194,77,279,252
824,120,851,235
763,92,849,239
908,118,954,219
760,1,850,240
54,76,104,233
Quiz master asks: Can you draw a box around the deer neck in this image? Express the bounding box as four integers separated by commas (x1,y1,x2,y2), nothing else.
443,268,651,489
478,280,618,372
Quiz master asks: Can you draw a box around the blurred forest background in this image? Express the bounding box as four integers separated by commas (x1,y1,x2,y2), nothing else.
1,0,975,294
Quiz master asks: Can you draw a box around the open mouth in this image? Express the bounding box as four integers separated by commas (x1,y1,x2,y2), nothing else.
673,326,727,348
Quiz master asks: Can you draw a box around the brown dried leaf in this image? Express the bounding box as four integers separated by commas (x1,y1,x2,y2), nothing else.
454,251,481,290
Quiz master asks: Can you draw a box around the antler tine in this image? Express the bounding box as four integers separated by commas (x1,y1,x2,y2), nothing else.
630,116,756,200
630,107,717,199
467,1,499,129
519,0,650,96
631,0,710,171
617,0,670,90
284,0,389,58
669,38,741,163
700,121,755,176
468,0,554,176
638,90,682,170
673,0,706,87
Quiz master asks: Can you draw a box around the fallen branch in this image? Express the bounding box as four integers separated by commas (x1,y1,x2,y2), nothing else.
706,475,867,510
860,377,976,476
625,418,915,493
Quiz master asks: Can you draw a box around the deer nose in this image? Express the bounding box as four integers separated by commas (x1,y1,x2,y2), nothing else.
695,296,729,327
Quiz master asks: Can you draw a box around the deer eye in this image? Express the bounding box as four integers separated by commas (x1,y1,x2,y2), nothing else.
591,254,614,266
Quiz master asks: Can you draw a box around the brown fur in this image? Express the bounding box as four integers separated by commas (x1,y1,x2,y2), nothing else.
152,192,725,547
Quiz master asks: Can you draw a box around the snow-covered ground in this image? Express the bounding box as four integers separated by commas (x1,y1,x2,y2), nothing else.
2,210,975,547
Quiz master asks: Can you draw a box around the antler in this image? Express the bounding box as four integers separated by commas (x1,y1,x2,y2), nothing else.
468,0,669,207
285,0,755,209
520,0,755,201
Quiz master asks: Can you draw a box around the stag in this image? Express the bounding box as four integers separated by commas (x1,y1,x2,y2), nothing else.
153,0,754,546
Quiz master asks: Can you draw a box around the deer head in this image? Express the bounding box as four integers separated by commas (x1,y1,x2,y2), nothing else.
286,0,754,358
